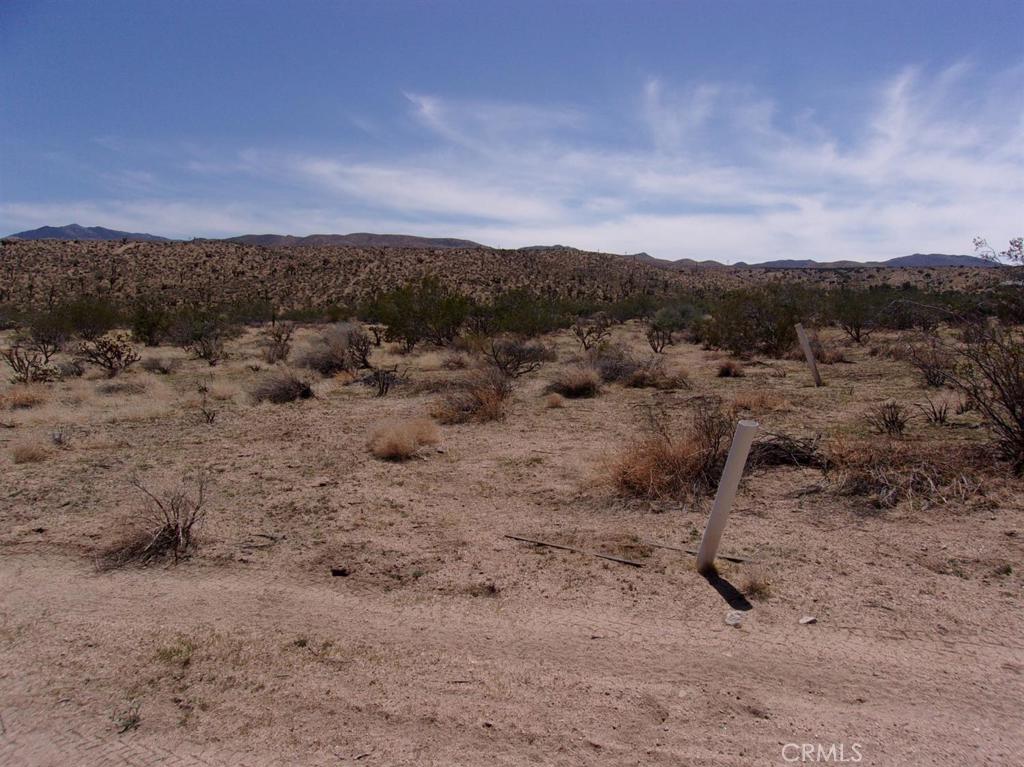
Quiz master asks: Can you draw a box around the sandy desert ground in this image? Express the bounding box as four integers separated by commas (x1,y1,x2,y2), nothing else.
1,322,1022,766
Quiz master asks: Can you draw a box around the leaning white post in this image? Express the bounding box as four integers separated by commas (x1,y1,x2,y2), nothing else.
795,323,823,387
696,419,758,575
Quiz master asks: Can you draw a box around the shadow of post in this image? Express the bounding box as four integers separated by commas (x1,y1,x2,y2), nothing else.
702,570,752,611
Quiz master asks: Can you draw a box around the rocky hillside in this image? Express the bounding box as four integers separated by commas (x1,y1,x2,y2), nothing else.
0,239,1001,311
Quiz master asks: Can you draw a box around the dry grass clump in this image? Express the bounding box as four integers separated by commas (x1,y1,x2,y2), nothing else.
1,386,48,410
546,367,602,398
740,567,772,601
11,440,50,464
367,418,441,461
825,438,986,510
544,392,565,409
733,390,785,413
250,371,314,404
433,370,512,424
606,402,732,500
717,360,745,378
140,356,177,375
98,473,210,569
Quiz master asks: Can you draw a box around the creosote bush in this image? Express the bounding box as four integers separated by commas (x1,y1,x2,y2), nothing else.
483,337,553,378
939,322,1024,471
260,322,295,364
297,323,373,375
250,371,314,404
368,418,441,461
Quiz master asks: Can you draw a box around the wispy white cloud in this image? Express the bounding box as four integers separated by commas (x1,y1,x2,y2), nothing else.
4,63,1022,261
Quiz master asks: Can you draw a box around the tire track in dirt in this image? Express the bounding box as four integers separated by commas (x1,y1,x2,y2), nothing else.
2,553,1022,765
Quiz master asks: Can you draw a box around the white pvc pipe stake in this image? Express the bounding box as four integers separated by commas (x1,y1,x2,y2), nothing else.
696,419,758,575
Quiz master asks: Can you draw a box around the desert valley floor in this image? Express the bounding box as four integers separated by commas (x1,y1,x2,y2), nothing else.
1,322,1022,766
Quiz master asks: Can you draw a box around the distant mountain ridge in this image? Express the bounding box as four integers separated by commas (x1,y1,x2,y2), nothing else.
3,225,998,268
226,232,487,249
625,252,997,269
5,224,170,242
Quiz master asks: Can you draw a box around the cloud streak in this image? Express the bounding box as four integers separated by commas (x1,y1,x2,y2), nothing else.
4,63,1021,262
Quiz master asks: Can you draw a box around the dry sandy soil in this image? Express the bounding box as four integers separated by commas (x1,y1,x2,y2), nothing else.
1,322,1022,766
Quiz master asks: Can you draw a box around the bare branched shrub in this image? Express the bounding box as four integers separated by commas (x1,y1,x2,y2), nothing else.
546,367,602,398
260,322,295,364
607,400,731,500
98,473,211,569
75,334,141,378
433,369,512,424
197,388,218,424
646,325,672,354
368,418,440,460
188,335,226,366
345,326,374,369
864,402,909,436
942,322,1024,470
368,366,400,397
484,337,552,378
2,345,60,384
571,313,611,351
250,371,314,404
905,337,952,387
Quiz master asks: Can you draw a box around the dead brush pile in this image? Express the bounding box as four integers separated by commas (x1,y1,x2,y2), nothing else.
432,369,512,424
606,400,732,500
97,473,210,570
824,438,989,510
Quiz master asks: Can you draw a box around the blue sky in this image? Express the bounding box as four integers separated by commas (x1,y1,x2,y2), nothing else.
2,1,1022,262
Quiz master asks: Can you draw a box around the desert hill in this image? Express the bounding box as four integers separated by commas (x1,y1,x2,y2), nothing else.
5,224,170,242
0,239,1002,312
226,232,487,249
